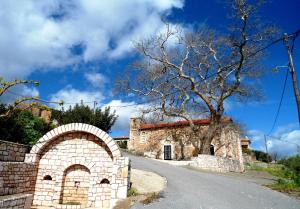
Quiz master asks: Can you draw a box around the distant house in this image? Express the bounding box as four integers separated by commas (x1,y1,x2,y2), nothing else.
128,117,243,163
114,136,129,149
17,103,52,123
241,138,251,149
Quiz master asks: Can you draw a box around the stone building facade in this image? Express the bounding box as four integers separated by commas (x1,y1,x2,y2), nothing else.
0,123,130,209
129,117,243,164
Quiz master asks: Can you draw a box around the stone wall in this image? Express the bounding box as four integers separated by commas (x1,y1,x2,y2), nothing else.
0,162,37,196
190,155,244,172
243,153,256,164
0,194,33,209
0,140,30,162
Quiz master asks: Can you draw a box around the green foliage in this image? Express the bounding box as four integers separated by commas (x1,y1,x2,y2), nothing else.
117,141,128,149
0,104,52,145
252,150,272,163
247,159,300,196
52,104,118,133
278,155,300,175
127,187,139,197
242,147,252,155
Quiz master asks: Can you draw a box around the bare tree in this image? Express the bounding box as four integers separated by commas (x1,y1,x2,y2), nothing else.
118,0,278,154
270,151,279,163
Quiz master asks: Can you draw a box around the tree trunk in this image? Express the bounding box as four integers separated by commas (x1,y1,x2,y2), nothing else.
199,114,222,155
179,138,185,160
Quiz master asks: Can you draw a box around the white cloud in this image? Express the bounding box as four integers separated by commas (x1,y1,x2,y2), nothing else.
84,72,107,88
0,0,183,79
102,100,146,134
50,85,104,109
248,125,300,157
0,85,39,104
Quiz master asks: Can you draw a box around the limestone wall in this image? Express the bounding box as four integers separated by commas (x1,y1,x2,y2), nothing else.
0,140,30,162
190,154,244,172
0,162,37,196
0,194,33,209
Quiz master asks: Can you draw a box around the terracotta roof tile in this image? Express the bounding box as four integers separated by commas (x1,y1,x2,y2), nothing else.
140,116,232,130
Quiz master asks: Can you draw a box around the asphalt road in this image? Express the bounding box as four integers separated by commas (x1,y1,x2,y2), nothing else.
126,154,300,209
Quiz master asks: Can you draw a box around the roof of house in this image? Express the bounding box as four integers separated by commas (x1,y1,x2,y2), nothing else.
140,116,232,130
113,136,129,140
241,138,251,144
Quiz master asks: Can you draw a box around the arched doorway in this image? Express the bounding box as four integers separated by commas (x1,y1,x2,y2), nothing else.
60,164,90,206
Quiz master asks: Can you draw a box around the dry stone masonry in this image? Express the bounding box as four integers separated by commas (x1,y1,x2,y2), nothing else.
0,140,30,162
0,123,130,209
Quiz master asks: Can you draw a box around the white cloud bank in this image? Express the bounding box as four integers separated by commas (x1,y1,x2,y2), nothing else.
50,85,104,108
0,0,183,79
248,124,300,157
102,100,146,134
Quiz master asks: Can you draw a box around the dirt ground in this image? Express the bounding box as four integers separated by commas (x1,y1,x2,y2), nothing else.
113,169,166,209
130,169,167,194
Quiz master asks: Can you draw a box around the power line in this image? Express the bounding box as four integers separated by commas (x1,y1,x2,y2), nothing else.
267,68,289,135
5,89,150,108
266,134,300,146
5,90,62,105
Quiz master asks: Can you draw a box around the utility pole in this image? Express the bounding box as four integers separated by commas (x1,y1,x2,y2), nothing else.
284,33,300,123
264,134,270,163
93,101,97,113
264,134,268,154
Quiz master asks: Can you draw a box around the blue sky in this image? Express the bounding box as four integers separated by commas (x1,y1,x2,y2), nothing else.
1,0,299,156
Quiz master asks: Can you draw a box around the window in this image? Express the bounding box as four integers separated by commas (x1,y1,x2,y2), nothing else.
43,175,52,180
140,133,146,144
100,178,110,184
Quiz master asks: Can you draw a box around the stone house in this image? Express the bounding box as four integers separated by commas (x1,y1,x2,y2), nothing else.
18,103,52,123
241,137,251,149
129,117,243,163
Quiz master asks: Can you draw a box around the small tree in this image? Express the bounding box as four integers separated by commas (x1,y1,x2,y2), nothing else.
52,104,118,133
0,105,52,145
118,0,278,154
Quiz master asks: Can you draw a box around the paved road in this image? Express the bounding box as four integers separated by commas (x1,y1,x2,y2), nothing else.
126,154,300,209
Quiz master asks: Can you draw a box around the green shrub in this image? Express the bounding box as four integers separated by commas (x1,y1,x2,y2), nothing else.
252,150,272,163
278,155,300,175
242,148,252,155
127,187,138,197
0,106,52,145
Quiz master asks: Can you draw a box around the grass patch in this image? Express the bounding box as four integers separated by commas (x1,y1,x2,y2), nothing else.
113,191,163,209
141,192,163,205
127,187,139,197
246,162,300,198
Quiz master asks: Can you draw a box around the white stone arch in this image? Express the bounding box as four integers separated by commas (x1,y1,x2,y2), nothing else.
26,123,121,163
